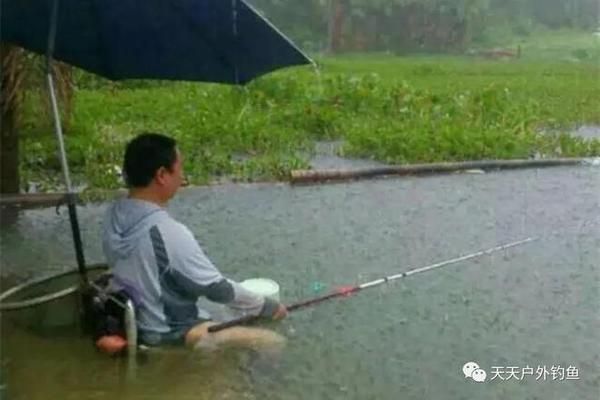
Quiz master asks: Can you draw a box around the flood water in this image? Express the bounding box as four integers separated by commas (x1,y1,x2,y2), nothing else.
1,166,599,400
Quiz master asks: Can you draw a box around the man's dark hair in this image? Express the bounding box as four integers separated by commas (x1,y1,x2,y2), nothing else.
123,133,177,188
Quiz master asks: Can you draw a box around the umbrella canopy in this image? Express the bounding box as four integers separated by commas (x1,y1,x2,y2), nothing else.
1,0,312,84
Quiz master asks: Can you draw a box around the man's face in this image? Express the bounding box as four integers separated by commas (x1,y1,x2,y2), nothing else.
156,148,184,200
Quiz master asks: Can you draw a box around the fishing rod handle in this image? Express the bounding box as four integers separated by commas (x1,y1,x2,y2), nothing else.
207,298,316,333
207,314,259,332
207,287,357,333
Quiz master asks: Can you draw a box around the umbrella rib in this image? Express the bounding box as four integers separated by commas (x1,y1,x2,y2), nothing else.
241,0,315,68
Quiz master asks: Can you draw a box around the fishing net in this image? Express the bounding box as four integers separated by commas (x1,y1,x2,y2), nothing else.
0,265,108,336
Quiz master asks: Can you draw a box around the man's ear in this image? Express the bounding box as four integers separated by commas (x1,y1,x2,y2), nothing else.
155,166,167,185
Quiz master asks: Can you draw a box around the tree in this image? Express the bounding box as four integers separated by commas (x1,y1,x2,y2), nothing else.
489,0,598,30
1,44,25,194
1,44,74,194
249,0,596,54
329,0,349,53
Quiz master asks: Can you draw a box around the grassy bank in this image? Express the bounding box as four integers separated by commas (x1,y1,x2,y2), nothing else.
19,32,600,192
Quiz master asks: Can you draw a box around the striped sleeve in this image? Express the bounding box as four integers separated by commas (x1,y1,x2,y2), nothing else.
154,221,279,318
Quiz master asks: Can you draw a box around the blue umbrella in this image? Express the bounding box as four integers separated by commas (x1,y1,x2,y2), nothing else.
0,0,313,282
1,0,313,84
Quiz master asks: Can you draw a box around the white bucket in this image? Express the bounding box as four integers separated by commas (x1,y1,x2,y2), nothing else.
240,278,280,302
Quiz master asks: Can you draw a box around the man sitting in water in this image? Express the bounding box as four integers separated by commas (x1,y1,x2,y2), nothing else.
102,132,287,349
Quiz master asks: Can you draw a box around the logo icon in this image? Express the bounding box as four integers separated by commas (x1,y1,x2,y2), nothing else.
463,362,487,383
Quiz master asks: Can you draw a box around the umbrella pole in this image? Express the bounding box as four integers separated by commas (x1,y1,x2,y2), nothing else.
46,0,88,284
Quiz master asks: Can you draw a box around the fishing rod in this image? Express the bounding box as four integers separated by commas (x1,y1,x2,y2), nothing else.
208,237,538,333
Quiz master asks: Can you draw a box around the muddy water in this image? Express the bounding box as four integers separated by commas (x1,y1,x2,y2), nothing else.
1,165,599,399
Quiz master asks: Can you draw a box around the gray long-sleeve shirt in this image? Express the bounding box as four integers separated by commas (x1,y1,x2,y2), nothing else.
102,197,277,341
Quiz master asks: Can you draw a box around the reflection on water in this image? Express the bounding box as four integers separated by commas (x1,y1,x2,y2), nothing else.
1,167,599,399
309,140,388,170
572,125,600,140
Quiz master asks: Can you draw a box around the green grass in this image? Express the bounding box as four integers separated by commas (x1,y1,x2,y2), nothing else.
19,31,600,193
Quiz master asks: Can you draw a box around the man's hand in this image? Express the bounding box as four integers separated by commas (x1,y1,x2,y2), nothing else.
272,303,288,321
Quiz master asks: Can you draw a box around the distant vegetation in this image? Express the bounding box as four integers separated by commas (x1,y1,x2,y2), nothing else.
18,29,600,194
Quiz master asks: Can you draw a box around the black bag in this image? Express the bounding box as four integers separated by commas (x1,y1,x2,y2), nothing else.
80,274,130,342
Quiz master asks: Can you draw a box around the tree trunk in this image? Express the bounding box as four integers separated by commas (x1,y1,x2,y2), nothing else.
0,104,20,194
1,44,25,194
328,0,347,53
